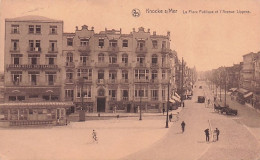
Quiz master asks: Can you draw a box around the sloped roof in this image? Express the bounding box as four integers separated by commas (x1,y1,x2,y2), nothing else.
6,15,63,22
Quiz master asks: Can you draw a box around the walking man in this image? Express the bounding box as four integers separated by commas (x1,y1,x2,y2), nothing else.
204,128,210,142
163,107,165,115
215,128,220,141
92,130,98,143
181,121,186,133
169,113,172,122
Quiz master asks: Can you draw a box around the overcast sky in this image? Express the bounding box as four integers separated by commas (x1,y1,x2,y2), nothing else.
0,0,260,72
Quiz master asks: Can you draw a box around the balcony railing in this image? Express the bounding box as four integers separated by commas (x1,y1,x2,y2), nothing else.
78,45,91,53
135,63,146,67
107,46,119,53
119,63,131,68
136,47,147,53
96,79,105,84
79,61,91,67
107,79,117,84
7,64,58,70
109,97,117,101
65,79,74,84
151,97,159,101
95,62,108,68
151,63,159,68
27,47,41,53
134,79,149,83
65,62,75,68
150,79,159,83
120,79,129,83
48,47,58,53
122,97,129,101
108,63,119,67
10,47,20,52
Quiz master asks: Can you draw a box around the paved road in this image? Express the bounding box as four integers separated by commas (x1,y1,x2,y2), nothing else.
122,82,260,160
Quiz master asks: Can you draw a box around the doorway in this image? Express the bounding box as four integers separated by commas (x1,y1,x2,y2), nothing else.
127,104,131,113
97,98,106,112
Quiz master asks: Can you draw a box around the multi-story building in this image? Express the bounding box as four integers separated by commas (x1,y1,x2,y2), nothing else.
253,52,260,109
0,73,4,103
2,16,71,126
62,26,174,113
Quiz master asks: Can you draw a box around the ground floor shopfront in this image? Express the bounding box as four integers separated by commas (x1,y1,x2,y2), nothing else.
0,102,74,127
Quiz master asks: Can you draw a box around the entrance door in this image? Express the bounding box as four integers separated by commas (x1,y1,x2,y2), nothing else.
97,98,106,112
127,104,131,113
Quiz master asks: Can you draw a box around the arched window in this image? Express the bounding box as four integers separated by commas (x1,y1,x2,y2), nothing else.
66,52,73,66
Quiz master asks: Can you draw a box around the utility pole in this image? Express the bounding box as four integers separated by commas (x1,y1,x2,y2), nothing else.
166,81,169,128
181,57,184,102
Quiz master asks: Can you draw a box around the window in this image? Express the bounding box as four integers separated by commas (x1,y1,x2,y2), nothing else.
65,90,74,99
99,39,104,48
13,57,20,65
162,89,166,100
77,69,92,80
162,70,166,79
11,25,19,34
66,53,73,63
80,39,89,46
109,40,117,47
151,70,158,80
109,90,117,100
98,53,105,63
151,90,158,100
49,40,57,52
122,71,128,80
36,25,41,34
17,96,25,101
80,56,89,65
122,40,128,47
9,96,16,101
11,71,22,85
137,55,145,64
66,72,73,80
135,69,149,79
152,54,158,64
28,40,41,51
29,25,34,34
122,54,128,64
11,40,19,51
67,38,73,46
45,72,56,85
152,40,158,48
35,40,41,51
48,57,55,65
29,71,39,85
137,40,145,48
109,71,117,80
49,25,57,34
77,86,91,98
134,87,148,97
98,70,104,79
162,41,166,48
109,55,117,64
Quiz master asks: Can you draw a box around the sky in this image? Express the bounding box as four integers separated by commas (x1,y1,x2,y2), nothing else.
0,0,260,72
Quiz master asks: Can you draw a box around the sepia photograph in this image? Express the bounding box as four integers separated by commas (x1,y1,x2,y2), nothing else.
0,0,260,159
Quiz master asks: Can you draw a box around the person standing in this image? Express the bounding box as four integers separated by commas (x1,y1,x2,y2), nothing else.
182,101,185,107
169,113,172,122
181,121,186,133
163,107,165,115
92,130,98,143
215,128,220,141
204,128,210,142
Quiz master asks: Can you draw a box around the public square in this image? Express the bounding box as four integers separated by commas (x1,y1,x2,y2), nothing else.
0,82,260,160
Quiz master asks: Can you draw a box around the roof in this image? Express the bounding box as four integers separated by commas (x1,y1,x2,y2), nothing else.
6,15,63,23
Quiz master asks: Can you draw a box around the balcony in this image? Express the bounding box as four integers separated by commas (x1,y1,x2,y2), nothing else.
150,79,159,83
151,97,159,101
119,63,132,68
109,97,117,101
151,63,159,68
134,79,149,83
78,45,91,53
7,64,58,70
77,78,92,84
122,97,129,101
120,79,129,84
108,63,119,68
79,61,91,67
161,47,170,53
95,62,108,68
65,62,75,68
135,63,147,68
65,79,74,84
27,47,41,53
96,79,106,85
107,79,118,84
136,47,147,54
107,46,119,53
10,47,20,53
48,47,58,53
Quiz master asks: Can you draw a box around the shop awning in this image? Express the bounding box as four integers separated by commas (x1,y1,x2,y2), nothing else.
172,95,181,102
0,102,74,108
230,88,237,92
174,93,181,99
244,92,253,98
237,88,249,94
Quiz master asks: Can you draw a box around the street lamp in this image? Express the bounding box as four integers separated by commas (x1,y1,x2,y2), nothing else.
139,87,143,121
166,79,171,128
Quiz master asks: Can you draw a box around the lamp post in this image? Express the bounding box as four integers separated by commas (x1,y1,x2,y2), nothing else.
139,88,142,121
166,79,171,128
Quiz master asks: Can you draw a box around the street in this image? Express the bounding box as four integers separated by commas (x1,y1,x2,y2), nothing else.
123,81,260,160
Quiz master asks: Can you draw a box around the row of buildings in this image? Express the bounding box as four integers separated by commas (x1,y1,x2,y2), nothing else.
206,52,260,109
0,15,196,126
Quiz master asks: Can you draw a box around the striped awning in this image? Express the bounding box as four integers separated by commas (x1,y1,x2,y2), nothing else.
244,92,253,98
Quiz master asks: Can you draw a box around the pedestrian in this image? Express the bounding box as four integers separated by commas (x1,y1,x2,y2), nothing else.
181,121,186,133
182,101,185,107
163,108,165,115
204,128,210,142
169,113,172,122
215,128,220,141
92,130,98,143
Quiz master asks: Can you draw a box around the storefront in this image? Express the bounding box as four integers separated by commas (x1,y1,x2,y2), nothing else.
0,102,74,127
